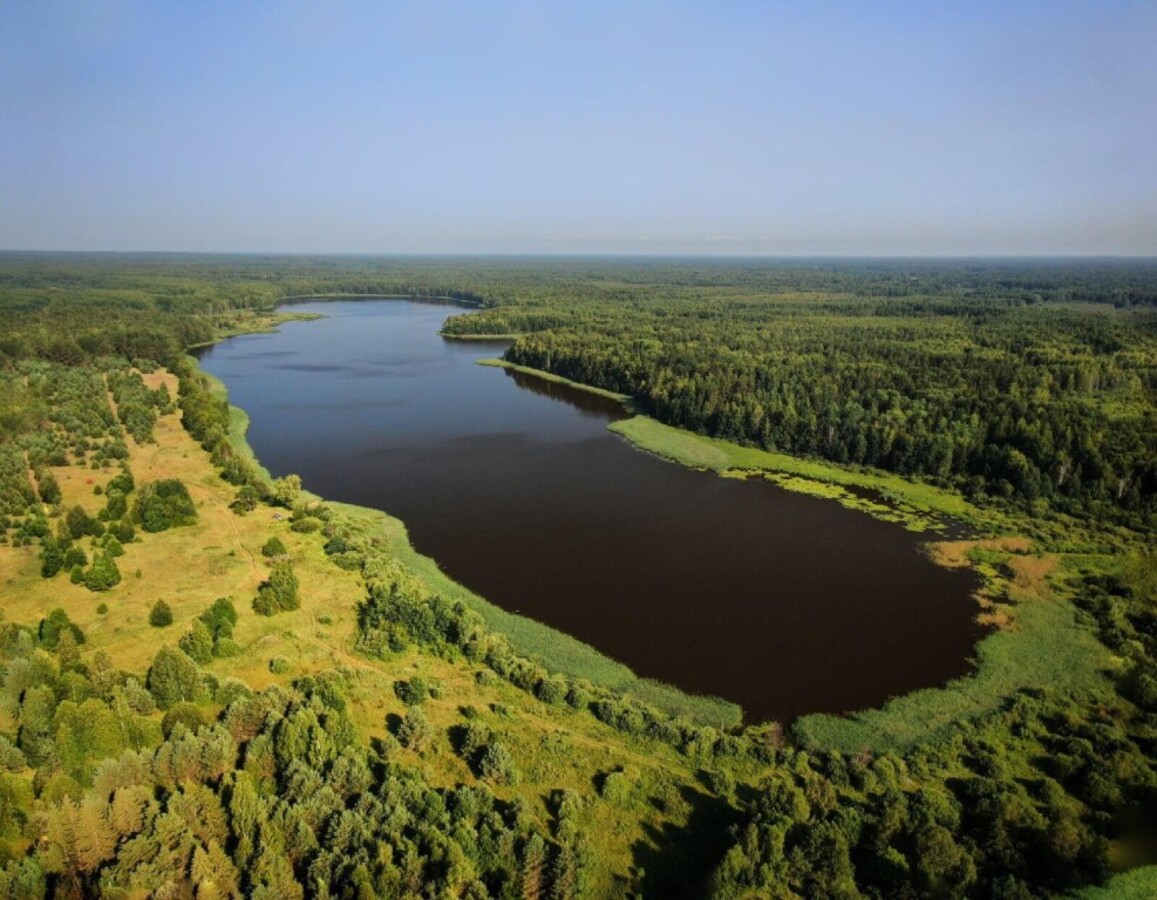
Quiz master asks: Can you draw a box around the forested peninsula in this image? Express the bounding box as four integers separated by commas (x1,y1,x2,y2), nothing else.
0,253,1155,898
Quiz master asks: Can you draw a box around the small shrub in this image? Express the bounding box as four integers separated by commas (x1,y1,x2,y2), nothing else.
456,721,492,763
107,469,134,495
84,552,121,591
252,592,278,617
253,560,299,616
214,677,251,706
394,677,429,706
149,600,174,627
565,682,592,711
147,647,208,710
599,770,633,806
0,735,27,772
537,675,568,706
478,741,519,785
397,708,433,754
120,678,156,715
39,609,85,649
162,702,211,738
199,597,238,640
213,637,240,658
261,536,287,558
109,519,135,543
230,484,260,514
269,656,291,675
39,541,64,578
701,767,736,798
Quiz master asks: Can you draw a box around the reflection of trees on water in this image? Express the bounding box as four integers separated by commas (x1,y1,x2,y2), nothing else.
504,369,628,421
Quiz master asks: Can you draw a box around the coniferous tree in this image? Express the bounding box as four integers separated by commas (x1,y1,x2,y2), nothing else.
148,599,174,627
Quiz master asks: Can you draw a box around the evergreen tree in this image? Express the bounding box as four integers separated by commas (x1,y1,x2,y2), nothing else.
84,551,121,592
148,599,174,627
178,620,214,665
39,538,64,578
147,647,207,710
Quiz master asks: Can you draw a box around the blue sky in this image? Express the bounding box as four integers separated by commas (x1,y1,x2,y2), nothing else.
1,1,1154,255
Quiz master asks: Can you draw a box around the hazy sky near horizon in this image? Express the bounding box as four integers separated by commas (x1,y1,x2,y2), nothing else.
2,1,1154,256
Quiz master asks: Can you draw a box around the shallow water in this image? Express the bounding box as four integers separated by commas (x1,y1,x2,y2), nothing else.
196,300,980,722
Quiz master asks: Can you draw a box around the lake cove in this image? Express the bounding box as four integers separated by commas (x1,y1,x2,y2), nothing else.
195,300,981,723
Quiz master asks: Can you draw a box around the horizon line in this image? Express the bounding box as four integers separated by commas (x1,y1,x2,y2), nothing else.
1,249,1155,262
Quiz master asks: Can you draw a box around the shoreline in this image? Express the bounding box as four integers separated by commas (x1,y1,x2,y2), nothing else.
470,358,1114,751
193,314,744,728
191,296,1112,749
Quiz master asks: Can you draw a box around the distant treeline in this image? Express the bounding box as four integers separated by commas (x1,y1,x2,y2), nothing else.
492,302,1157,526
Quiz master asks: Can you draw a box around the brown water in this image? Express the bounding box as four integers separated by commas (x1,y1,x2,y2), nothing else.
195,300,981,723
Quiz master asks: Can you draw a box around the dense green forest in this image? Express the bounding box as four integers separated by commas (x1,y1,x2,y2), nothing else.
0,254,1155,897
4,253,1154,525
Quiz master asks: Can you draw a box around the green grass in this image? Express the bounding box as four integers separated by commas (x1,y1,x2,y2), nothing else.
1072,866,1157,899
611,415,990,531
792,588,1115,752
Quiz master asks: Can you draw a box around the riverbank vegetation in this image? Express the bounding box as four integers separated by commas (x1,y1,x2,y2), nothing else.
0,253,1154,896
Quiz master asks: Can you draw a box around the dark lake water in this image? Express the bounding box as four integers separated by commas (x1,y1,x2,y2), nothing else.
196,300,981,723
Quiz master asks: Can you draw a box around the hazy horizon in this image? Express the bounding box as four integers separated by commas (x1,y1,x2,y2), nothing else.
3,1,1154,256
2,249,1155,262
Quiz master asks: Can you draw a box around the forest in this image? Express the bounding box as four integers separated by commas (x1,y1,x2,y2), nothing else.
0,253,1154,898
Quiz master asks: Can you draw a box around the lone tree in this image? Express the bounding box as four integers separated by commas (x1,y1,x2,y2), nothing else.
261,535,287,559
149,599,174,627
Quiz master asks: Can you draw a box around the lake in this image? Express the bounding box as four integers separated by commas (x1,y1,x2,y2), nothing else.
196,299,981,723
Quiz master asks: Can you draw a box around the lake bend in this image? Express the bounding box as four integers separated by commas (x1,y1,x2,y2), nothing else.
195,299,981,723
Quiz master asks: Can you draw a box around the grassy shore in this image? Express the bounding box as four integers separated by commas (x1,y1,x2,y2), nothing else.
188,331,1120,751
328,501,741,726
201,349,741,728
492,362,1122,751
610,415,989,533
611,415,1119,750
